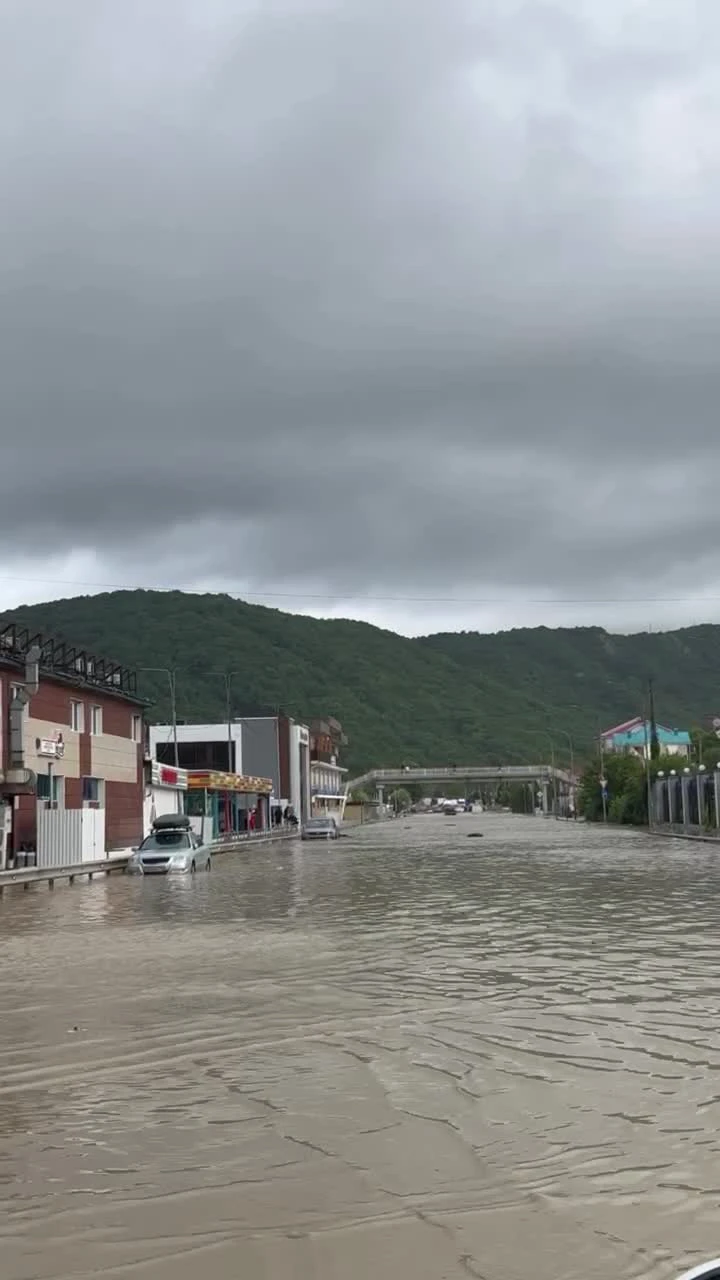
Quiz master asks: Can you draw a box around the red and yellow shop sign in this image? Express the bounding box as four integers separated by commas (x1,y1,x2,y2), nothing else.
186,769,273,795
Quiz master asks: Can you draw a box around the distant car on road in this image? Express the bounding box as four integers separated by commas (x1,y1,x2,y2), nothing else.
127,814,212,875
301,817,339,841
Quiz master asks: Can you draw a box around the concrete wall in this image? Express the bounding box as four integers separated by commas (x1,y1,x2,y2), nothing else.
90,734,138,784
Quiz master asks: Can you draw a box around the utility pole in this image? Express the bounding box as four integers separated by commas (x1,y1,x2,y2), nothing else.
140,668,179,767
206,672,240,772
598,731,608,823
225,673,233,772
643,712,653,830
648,677,660,761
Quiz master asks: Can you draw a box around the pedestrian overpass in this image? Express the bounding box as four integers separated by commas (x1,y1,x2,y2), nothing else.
345,764,572,814
347,764,570,789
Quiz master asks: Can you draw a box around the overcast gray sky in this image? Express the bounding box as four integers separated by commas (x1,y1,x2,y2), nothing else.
1,0,718,637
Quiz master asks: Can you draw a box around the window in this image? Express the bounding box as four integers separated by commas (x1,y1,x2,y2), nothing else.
70,701,84,732
82,776,103,804
131,714,143,743
37,774,63,807
139,831,191,851
90,705,103,736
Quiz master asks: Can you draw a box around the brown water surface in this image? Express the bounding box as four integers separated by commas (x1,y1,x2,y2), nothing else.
2,814,719,1279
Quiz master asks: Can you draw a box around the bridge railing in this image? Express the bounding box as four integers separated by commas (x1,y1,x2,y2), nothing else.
346,764,570,790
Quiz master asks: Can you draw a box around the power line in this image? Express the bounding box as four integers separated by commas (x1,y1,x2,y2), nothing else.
0,570,718,609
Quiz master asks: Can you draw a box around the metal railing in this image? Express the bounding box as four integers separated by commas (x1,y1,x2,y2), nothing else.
346,763,569,790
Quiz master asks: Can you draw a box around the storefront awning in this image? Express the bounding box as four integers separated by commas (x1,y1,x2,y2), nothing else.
187,769,273,795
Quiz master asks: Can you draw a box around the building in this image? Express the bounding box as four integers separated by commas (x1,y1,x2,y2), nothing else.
149,721,242,773
309,717,348,819
235,715,310,822
185,769,273,840
601,717,691,760
149,713,310,825
144,759,188,834
0,621,145,863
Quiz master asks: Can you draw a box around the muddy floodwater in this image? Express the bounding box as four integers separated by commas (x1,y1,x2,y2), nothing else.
3,814,720,1280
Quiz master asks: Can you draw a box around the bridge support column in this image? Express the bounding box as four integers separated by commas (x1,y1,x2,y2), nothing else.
377,785,384,810
541,783,549,816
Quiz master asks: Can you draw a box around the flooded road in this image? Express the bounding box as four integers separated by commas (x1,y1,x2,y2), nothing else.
2,814,720,1280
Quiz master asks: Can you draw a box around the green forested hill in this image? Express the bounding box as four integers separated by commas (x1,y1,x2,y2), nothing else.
3,591,718,772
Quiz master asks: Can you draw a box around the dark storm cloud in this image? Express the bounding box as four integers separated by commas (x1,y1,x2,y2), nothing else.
2,0,720,623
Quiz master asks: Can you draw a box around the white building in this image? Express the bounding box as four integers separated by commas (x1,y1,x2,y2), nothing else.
144,759,188,834
149,721,242,774
149,716,311,822
310,758,348,820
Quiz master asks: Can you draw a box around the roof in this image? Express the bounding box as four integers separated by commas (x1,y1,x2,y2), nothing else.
604,720,691,747
0,620,144,705
601,716,643,738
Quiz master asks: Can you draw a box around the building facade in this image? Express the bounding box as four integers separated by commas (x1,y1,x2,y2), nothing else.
238,715,310,821
144,759,188,834
149,721,242,774
0,621,145,860
309,717,348,819
149,716,311,824
601,716,691,760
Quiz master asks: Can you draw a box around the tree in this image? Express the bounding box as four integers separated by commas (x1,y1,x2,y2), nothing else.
506,782,532,814
388,788,412,811
579,751,682,825
5,588,711,776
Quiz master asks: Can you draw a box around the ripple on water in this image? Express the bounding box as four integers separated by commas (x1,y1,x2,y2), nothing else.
1,816,720,1280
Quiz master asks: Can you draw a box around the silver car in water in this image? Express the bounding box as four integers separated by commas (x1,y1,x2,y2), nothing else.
127,815,212,875
301,816,339,841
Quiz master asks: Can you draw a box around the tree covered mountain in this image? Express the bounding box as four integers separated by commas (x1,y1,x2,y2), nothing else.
3,591,718,773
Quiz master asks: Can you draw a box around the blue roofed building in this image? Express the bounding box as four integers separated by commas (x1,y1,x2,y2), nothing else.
601,716,691,760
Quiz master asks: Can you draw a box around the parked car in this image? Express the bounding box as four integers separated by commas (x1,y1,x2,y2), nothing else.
127,814,211,875
301,817,339,841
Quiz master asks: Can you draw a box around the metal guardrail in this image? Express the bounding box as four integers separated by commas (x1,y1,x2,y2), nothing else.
210,827,297,850
0,855,130,893
0,828,301,894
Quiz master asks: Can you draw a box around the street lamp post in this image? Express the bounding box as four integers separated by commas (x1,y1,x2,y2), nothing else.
698,763,707,828
217,672,239,773
140,667,179,767
203,672,241,772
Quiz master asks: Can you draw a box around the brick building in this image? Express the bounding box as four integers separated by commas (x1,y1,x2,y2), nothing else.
0,621,145,859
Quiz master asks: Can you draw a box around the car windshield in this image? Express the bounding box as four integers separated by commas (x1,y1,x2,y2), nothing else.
140,831,192,851
306,819,333,830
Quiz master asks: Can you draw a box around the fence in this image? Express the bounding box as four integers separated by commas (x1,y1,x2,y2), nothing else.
36,808,106,868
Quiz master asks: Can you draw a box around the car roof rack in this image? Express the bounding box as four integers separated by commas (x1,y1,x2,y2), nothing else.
151,813,191,831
